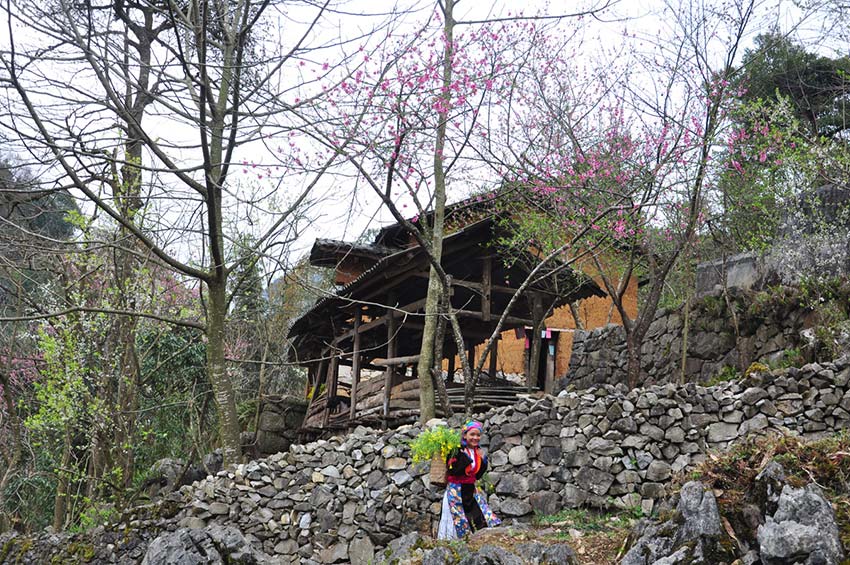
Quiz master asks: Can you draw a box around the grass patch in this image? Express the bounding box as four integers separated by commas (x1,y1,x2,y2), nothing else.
533,507,642,532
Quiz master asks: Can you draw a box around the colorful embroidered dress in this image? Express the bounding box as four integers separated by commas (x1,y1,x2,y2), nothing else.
437,444,501,539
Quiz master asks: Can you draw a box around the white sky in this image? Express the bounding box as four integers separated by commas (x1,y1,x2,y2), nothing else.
0,0,838,280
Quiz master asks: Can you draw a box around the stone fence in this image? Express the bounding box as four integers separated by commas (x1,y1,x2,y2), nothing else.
5,356,850,564
566,290,814,389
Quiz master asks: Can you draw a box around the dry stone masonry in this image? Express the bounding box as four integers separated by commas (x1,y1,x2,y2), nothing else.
3,357,850,564
567,290,813,389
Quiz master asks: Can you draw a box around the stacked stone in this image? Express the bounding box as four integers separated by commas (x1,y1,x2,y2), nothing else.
166,426,445,565
6,358,850,564
568,295,813,389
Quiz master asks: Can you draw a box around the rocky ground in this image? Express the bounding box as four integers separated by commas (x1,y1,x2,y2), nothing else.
4,359,850,564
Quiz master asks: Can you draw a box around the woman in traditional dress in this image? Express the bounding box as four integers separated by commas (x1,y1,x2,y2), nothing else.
437,420,501,539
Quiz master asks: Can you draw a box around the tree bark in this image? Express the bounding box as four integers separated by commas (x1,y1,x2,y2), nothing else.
52,431,72,532
0,371,22,533
207,279,241,465
432,300,453,417
415,0,456,423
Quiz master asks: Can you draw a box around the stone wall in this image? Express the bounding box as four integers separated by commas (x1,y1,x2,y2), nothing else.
255,396,308,457
9,357,848,564
566,290,814,389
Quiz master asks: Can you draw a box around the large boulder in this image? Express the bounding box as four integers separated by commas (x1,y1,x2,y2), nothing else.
757,484,844,565
621,481,733,565
141,525,271,565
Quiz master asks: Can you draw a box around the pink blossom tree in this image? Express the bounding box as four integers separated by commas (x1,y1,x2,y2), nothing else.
302,1,618,414
483,0,767,387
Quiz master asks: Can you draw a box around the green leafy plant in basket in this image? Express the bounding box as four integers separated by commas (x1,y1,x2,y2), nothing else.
409,426,461,463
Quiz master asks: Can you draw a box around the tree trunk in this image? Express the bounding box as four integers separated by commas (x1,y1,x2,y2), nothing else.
625,331,643,389
52,431,72,532
207,280,241,465
415,0,456,423
431,295,453,417
0,371,22,533
416,273,441,422
680,295,691,385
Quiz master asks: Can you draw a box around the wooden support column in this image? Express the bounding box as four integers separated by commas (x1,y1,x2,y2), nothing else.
313,358,328,398
467,341,476,382
482,256,492,322
447,354,456,383
528,293,545,391
349,310,362,421
382,307,398,425
305,364,316,398
488,337,499,378
322,354,339,428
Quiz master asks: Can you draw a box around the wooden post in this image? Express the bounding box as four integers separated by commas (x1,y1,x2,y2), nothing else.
481,256,492,322
447,354,456,384
313,358,328,399
528,293,544,391
488,337,498,378
349,310,362,421
382,309,398,425
322,355,339,428
305,364,315,398
467,341,476,382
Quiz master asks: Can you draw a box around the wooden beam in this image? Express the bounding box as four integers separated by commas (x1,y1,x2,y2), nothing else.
414,273,560,299
454,309,534,327
349,311,362,421
528,293,545,391
374,354,421,367
333,296,429,344
545,338,556,394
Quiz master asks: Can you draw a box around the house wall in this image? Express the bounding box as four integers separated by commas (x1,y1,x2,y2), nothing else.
451,274,639,381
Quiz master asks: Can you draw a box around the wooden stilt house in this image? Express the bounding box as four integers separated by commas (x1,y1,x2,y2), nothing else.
288,212,605,434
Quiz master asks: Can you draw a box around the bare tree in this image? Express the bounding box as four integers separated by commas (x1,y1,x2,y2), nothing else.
0,0,398,465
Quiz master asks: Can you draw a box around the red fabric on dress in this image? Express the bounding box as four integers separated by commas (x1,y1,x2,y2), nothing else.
447,447,481,485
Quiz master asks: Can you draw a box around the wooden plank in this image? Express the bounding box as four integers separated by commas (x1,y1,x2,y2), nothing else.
374,354,421,367
349,311,362,421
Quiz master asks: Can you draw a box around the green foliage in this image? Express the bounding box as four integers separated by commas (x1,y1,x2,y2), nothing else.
771,347,805,369
69,500,118,533
533,507,641,531
237,399,258,432
1,449,57,532
706,365,739,386
409,426,461,463
740,33,850,139
742,362,770,379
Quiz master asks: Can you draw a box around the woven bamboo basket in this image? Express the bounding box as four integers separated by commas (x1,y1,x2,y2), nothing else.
429,453,447,487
